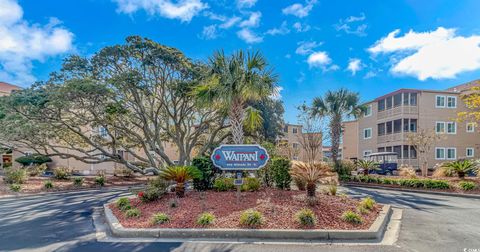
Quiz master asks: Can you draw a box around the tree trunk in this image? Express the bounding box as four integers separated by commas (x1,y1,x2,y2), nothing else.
175,183,185,198
306,182,316,197
230,98,245,144
330,114,342,169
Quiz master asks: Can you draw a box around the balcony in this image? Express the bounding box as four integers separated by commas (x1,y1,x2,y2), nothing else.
377,132,404,144
378,105,418,120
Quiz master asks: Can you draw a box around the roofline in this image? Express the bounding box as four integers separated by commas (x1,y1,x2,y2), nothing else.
361,88,459,105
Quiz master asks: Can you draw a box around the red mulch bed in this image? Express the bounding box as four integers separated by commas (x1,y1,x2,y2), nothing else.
0,175,148,195
109,188,381,230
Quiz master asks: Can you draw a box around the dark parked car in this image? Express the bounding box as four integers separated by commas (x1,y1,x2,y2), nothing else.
365,152,398,175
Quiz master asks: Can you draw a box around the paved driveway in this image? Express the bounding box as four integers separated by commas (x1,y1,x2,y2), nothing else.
0,187,479,252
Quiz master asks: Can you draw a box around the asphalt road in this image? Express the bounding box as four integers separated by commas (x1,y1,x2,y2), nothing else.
0,187,479,252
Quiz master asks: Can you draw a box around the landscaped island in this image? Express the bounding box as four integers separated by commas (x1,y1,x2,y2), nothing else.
108,188,381,230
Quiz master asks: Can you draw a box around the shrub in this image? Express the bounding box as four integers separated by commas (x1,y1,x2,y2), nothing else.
359,197,376,210
350,175,451,190
458,181,476,191
53,167,71,180
432,167,455,178
341,210,362,224
337,159,356,176
239,209,263,228
192,156,217,191
116,197,131,211
125,208,141,218
241,177,261,192
357,206,369,215
196,212,216,226
290,161,331,198
328,183,337,196
356,160,379,175
339,174,352,181
4,168,27,184
295,208,316,227
95,175,105,186
159,166,202,197
441,159,478,179
114,167,133,177
213,177,235,191
398,165,417,178
293,177,306,190
44,180,54,189
28,163,48,177
139,186,163,203
9,183,21,192
271,157,291,190
151,212,170,224
15,154,52,166
72,177,84,186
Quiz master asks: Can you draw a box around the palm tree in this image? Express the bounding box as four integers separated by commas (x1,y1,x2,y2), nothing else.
192,50,278,144
159,166,202,197
357,159,379,175
441,159,478,179
310,89,365,168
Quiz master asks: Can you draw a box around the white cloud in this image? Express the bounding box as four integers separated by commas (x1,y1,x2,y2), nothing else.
270,86,283,100
368,27,480,80
236,0,257,9
219,16,241,29
293,22,310,32
239,11,261,28
112,0,207,22
347,58,362,75
199,25,218,40
266,21,290,36
295,41,322,55
364,71,377,79
307,51,331,67
282,0,317,18
0,0,74,85
334,12,367,36
237,28,263,43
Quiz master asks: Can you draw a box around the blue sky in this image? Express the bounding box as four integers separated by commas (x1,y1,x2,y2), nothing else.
1,0,480,123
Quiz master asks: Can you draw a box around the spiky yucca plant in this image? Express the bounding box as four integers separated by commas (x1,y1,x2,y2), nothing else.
441,159,478,179
159,166,202,197
290,161,331,198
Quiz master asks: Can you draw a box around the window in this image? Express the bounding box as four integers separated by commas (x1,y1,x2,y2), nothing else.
435,148,445,160
363,150,372,157
447,148,456,160
393,119,402,133
283,126,288,133
386,121,393,134
386,96,393,109
403,145,409,159
378,99,385,111
409,119,417,132
385,146,392,152
364,104,372,117
467,123,475,133
378,147,385,152
403,119,409,132
99,126,108,137
393,145,402,158
292,143,299,149
173,160,179,165
466,148,474,158
410,147,417,159
409,93,417,106
436,95,446,108
378,123,385,136
363,128,372,139
446,122,456,134
403,93,410,105
447,96,457,108
394,93,402,107
292,127,298,134
436,122,445,134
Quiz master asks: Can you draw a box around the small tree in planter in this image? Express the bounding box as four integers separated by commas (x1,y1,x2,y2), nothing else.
441,159,478,179
159,166,202,197
192,156,217,191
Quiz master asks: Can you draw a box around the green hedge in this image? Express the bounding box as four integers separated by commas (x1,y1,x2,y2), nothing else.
341,175,451,190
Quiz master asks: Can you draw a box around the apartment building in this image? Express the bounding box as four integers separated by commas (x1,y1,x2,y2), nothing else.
344,80,480,169
277,123,323,162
